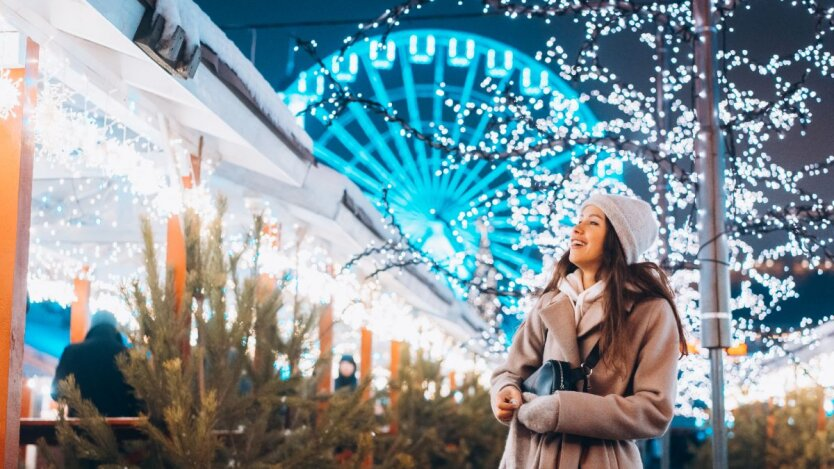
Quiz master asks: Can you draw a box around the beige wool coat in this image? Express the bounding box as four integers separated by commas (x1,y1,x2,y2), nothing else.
490,290,680,469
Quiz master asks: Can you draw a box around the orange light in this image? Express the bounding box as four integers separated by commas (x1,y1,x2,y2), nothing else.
726,343,748,356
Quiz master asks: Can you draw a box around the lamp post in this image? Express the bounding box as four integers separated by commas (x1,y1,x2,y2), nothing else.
693,1,733,468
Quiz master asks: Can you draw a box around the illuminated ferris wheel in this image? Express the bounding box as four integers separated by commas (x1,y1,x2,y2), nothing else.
284,29,612,283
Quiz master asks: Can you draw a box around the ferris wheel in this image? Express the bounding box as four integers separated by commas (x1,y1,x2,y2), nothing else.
284,29,612,286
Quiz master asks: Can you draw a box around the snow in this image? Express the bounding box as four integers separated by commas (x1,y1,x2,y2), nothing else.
152,0,311,152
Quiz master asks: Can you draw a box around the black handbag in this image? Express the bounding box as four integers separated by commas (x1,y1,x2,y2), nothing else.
521,343,600,395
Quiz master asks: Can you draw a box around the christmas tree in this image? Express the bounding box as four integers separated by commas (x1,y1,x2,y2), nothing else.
47,202,377,468
690,386,833,468
374,347,506,468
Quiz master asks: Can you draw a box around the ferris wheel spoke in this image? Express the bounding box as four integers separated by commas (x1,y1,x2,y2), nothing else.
489,231,523,245
325,121,416,203
464,73,514,146
346,102,420,195
315,146,386,196
447,159,488,207
429,44,447,196
493,245,538,271
492,259,522,281
440,54,482,196
397,47,434,191
445,77,515,203
360,56,424,189
451,160,511,205
487,218,524,230
482,196,517,214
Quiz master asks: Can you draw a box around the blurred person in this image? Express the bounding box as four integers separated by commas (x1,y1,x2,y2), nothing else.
334,354,358,392
52,311,140,416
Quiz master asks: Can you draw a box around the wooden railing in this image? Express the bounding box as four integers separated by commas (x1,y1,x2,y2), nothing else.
19,417,249,446
20,417,145,446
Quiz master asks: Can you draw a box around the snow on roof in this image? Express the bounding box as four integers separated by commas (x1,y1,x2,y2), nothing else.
153,0,311,153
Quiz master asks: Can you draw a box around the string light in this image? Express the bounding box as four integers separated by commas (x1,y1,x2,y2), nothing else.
5,28,490,390
287,0,834,417
0,68,19,119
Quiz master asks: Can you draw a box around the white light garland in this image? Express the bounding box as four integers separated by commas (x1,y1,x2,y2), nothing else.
0,68,19,119
296,0,834,417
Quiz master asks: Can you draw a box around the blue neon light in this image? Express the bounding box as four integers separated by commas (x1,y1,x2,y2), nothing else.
370,40,397,69
447,38,475,67
285,29,613,307
486,49,513,78
409,34,436,64
331,53,359,82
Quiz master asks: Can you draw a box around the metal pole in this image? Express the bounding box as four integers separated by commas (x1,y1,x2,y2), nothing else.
656,22,673,469
661,429,671,469
655,18,671,267
693,1,732,468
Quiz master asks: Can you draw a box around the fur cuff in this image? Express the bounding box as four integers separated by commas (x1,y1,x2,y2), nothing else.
517,392,561,434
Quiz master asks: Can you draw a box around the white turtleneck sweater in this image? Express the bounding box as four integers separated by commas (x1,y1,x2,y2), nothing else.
557,270,606,331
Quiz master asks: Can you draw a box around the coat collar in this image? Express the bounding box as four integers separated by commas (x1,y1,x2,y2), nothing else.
572,297,639,340
537,292,581,365
576,302,605,339
537,291,639,364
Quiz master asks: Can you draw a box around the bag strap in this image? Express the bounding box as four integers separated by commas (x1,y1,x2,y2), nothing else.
542,322,602,392
580,342,601,372
574,342,601,392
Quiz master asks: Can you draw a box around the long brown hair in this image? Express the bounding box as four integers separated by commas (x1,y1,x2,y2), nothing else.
542,218,688,372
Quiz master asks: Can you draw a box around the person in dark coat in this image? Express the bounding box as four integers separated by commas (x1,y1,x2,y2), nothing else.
334,354,358,391
52,311,140,416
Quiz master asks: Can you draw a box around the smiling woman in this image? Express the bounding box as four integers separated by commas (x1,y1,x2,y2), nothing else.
566,205,607,288
490,192,689,469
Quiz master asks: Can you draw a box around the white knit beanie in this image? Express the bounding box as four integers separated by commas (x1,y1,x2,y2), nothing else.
580,193,659,264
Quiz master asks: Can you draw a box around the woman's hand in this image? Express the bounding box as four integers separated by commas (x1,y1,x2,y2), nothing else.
517,392,560,434
493,385,522,422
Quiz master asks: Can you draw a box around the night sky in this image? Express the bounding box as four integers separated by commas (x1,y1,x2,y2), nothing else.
193,0,834,330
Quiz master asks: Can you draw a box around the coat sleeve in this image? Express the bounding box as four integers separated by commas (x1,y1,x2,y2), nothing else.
490,296,547,421
552,299,680,440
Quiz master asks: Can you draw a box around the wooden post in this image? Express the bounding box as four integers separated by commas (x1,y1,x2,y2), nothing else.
317,289,334,395
766,399,773,469
389,340,401,435
0,37,38,468
818,387,829,469
449,371,456,392
166,215,188,357
315,269,334,429
19,382,32,419
191,136,203,186
360,327,372,402
359,327,374,468
19,380,33,466
181,138,201,190
166,216,187,313
69,267,90,343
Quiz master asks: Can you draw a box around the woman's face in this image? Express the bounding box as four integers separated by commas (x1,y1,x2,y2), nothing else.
569,205,607,274
339,361,355,377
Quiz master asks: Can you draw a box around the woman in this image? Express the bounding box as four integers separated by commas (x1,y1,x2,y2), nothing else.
490,193,688,468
